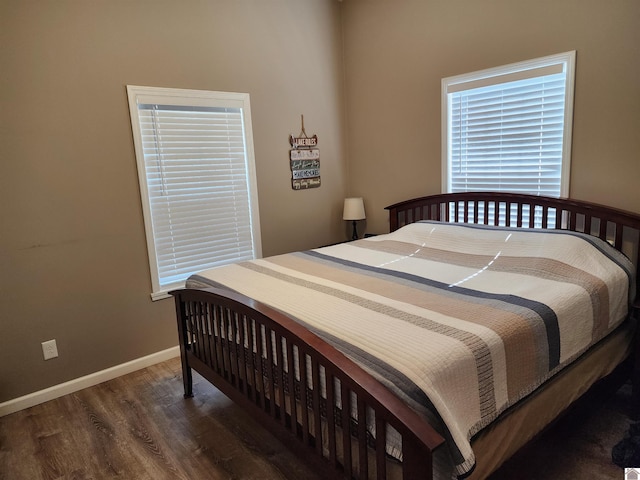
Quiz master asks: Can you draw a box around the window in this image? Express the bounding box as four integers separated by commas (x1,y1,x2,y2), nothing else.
127,86,261,300
442,51,576,199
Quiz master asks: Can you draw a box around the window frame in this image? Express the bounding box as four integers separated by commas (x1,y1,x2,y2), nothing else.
441,51,576,198
127,85,262,300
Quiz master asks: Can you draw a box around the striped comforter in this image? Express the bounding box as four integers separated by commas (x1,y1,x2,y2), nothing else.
187,221,635,478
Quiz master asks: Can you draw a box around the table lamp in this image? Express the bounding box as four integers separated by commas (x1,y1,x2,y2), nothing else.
343,197,366,240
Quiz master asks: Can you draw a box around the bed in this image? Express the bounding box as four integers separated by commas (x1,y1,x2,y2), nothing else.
171,192,640,480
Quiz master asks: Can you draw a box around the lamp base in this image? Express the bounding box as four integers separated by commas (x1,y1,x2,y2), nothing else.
351,220,358,241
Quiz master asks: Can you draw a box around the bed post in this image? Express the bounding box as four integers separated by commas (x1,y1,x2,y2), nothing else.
173,291,194,398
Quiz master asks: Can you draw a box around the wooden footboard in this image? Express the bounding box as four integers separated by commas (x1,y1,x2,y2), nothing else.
172,287,445,480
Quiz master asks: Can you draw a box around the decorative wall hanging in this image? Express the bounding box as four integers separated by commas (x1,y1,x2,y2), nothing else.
289,115,320,190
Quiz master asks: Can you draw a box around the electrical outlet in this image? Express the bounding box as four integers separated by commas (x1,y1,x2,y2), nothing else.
42,339,58,360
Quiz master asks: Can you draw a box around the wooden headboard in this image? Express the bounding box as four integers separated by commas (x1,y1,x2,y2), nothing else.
386,192,640,305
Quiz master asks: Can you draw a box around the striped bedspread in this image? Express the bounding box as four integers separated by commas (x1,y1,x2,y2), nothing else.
187,221,635,478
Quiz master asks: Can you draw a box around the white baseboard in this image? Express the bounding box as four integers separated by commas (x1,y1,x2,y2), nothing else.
0,346,180,417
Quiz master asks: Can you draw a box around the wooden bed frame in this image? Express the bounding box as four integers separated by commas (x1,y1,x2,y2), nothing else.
172,192,640,480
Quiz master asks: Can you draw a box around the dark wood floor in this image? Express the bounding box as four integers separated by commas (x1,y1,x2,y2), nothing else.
0,357,324,480
0,356,632,479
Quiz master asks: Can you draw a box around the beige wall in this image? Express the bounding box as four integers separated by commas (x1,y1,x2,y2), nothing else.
342,0,640,235
2,0,639,405
0,0,346,402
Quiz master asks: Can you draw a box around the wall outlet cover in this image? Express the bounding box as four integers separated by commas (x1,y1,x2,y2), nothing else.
42,340,58,360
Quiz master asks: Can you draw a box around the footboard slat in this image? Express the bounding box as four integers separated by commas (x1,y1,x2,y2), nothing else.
222,309,234,386
194,303,206,366
286,339,298,434
192,302,203,363
255,322,266,410
264,325,275,417
236,317,246,391
357,397,368,479
326,370,338,467
230,312,242,390
203,304,214,374
275,330,286,427
213,305,224,376
341,382,353,477
375,416,387,480
299,349,311,446
311,356,323,456
204,303,214,368
246,318,258,404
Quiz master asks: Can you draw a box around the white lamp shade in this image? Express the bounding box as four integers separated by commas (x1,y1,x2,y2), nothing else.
343,197,366,220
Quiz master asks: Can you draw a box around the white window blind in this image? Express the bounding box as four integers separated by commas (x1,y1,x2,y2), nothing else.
443,52,575,200
127,86,261,300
